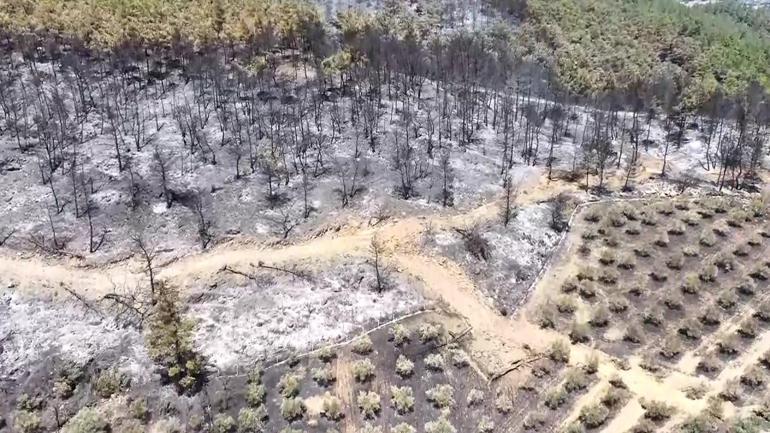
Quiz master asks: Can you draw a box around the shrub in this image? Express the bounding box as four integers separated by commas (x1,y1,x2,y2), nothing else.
733,245,749,257
569,321,591,343
467,389,485,406
357,391,381,418
760,350,770,368
390,386,415,414
681,212,700,226
740,366,765,388
748,235,762,247
425,353,444,371
681,274,701,295
663,293,684,311
352,359,375,382
584,352,600,375
564,368,589,393
668,220,686,235
584,209,602,223
279,372,302,397
419,323,441,343
129,398,149,423
654,232,670,248
604,234,620,248
589,304,610,327
395,355,414,377
616,253,636,270
700,230,717,247
321,393,343,421
352,335,373,355
317,346,336,362
666,253,684,270
726,209,749,227
389,324,411,346
750,266,769,281
577,266,597,281
14,411,41,433
537,303,557,329
699,306,721,326
53,361,84,399
237,408,266,433
649,270,668,282
659,336,683,360
737,319,759,339
697,353,722,374
280,397,305,421
641,399,675,421
549,339,571,363
716,335,740,356
634,246,652,258
719,380,741,402
561,277,579,293
312,366,336,386
359,424,382,433
599,249,616,265
598,268,619,284
678,319,703,340
565,423,585,433
449,349,470,368
608,296,629,313
642,308,663,327
699,264,718,282
582,229,599,241
641,213,658,226
495,391,513,414
624,324,644,344
625,224,641,236
425,418,456,433
544,387,568,409
245,382,266,407
391,423,416,433
426,384,454,409
717,291,738,310
579,403,610,428
523,412,547,430
682,246,699,257
601,386,627,409
755,301,770,322
609,374,627,389
63,407,109,433
478,417,495,433
631,419,657,433
578,281,598,298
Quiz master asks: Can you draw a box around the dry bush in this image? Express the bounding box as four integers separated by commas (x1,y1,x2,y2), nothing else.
624,324,645,344
699,306,722,326
699,264,717,282
583,352,600,375
478,417,495,433
608,296,629,313
649,270,668,282
717,291,738,310
634,245,652,257
522,412,546,430
467,389,485,406
238,407,267,432
749,266,769,281
617,253,636,270
700,230,717,247
604,234,620,248
678,318,703,340
279,372,302,398
697,353,722,374
733,244,749,257
548,339,571,363
424,353,444,371
625,224,642,236
280,397,306,421
599,249,616,265
390,386,415,414
631,419,657,433
598,268,619,285
718,380,741,402
642,308,663,327
654,232,670,248
754,301,770,322
641,212,658,226
321,393,344,421
556,295,578,314
425,418,457,433
600,386,627,409
578,281,598,299
312,366,336,387
569,321,591,343
641,399,675,421
582,229,599,241
712,220,730,237
668,220,686,235
495,391,514,414
418,323,442,343
576,266,597,281
544,387,568,409
737,319,759,339
584,209,602,223
682,246,699,257
561,277,579,293
739,366,765,389
760,350,770,369
579,403,610,428
716,334,740,356
563,368,590,393
663,293,684,310
659,336,683,360
748,235,762,247
536,303,558,329
317,346,336,362
389,324,411,346
589,304,610,327
666,253,684,270
681,274,701,295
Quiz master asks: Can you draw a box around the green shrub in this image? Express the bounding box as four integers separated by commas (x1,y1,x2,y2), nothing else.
580,403,610,428
425,418,457,433
682,274,701,295
389,324,411,346
390,386,415,414
14,411,41,433
357,391,381,418
321,392,343,421
352,359,375,382
395,355,414,378
245,382,266,407
129,398,149,423
237,408,266,433
418,323,441,343
93,368,129,399
317,346,336,362
53,361,84,399
391,423,416,433
467,389,485,406
352,335,373,355
426,384,454,409
64,407,110,433
544,387,568,409
280,397,305,421
279,372,302,397
312,366,336,386
425,353,444,371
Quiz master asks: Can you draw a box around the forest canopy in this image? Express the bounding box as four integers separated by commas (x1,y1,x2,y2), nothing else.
521,0,770,106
